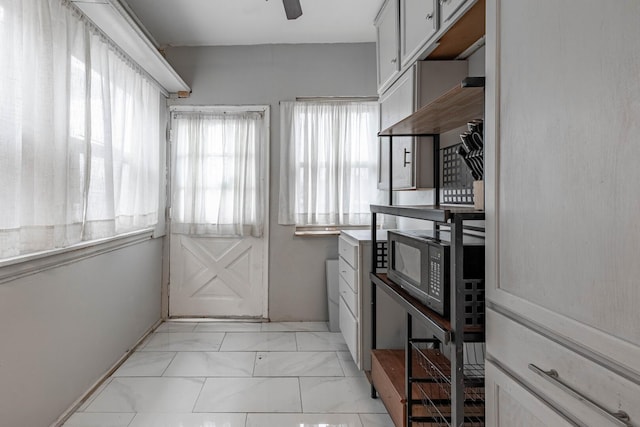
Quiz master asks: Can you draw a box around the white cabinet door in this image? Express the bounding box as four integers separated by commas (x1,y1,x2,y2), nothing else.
485,0,640,373
378,61,468,190
439,0,469,25
400,0,438,67
485,361,575,427
375,0,400,92
378,66,416,190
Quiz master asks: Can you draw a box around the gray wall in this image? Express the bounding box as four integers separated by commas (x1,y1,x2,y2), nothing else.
165,43,378,321
0,238,163,427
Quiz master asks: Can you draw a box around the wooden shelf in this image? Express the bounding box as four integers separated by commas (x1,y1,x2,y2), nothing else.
370,204,485,223
427,0,486,60
378,79,484,136
372,349,442,427
371,273,485,344
372,349,485,427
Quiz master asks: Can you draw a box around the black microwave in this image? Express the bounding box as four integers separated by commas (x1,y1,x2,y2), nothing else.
387,230,485,319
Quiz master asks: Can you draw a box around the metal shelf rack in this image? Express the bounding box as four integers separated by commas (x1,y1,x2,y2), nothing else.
411,346,485,426
370,77,486,427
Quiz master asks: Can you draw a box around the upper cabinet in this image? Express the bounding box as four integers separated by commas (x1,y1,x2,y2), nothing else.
378,60,469,190
376,0,485,94
375,0,400,92
400,0,439,68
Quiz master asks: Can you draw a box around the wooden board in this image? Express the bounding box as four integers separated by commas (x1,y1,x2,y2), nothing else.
378,85,484,136
428,0,486,60
372,349,485,426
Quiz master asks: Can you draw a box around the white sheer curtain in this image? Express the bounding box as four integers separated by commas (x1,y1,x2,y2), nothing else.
279,100,380,226
171,110,265,237
0,0,160,259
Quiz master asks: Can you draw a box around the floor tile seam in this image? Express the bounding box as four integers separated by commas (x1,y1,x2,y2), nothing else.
251,351,258,376
157,351,179,377
124,412,136,427
138,349,224,352
189,376,208,414
297,375,305,413
75,378,114,413
253,375,349,380
152,331,227,334
190,409,303,414
335,350,348,376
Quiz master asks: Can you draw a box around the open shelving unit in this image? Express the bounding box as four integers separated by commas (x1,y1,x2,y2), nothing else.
370,77,486,426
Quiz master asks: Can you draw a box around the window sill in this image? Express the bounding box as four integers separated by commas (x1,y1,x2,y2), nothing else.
294,230,342,237
0,229,154,285
293,225,371,237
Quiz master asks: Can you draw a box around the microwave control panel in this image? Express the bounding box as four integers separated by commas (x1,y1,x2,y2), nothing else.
428,249,443,301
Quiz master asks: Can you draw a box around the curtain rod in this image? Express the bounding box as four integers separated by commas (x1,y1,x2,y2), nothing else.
293,96,378,102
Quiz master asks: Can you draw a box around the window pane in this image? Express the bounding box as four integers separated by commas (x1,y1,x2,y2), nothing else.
290,101,379,226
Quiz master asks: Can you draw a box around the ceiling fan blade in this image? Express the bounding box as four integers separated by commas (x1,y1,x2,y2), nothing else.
282,0,302,20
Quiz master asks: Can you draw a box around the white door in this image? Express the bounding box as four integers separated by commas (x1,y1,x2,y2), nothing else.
169,234,265,317
168,106,269,318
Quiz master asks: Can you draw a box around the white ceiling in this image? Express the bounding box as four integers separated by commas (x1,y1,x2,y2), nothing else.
122,0,386,47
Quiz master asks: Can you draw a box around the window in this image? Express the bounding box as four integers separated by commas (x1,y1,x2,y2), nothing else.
0,0,161,259
171,108,267,237
279,100,380,227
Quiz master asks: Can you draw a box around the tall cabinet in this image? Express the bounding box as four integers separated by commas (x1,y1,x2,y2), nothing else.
485,0,640,426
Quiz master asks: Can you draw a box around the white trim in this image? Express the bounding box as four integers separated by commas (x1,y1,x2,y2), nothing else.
0,229,154,285
261,106,270,319
71,0,189,93
169,105,270,114
167,105,271,319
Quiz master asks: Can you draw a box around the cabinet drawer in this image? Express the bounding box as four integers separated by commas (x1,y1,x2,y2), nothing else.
485,361,574,427
339,275,358,317
338,236,358,269
339,297,358,364
338,257,358,293
487,308,640,426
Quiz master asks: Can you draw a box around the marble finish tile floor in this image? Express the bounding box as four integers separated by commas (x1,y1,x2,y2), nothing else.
64,321,394,427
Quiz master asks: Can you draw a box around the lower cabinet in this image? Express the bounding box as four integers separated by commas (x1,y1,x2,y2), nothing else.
487,308,640,427
485,361,574,427
338,230,404,371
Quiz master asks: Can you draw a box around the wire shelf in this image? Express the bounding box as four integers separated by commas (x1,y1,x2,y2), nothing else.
410,344,485,427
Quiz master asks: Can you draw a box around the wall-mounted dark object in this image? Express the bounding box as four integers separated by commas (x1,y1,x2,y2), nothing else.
282,0,302,19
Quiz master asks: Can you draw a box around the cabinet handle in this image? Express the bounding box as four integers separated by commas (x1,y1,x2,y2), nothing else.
390,58,397,64
426,13,433,20
403,148,411,167
528,364,632,427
